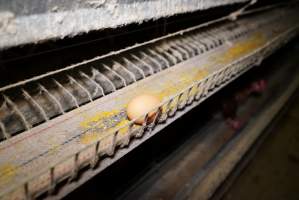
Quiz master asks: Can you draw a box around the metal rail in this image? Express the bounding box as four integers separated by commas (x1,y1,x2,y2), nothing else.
0,5,296,140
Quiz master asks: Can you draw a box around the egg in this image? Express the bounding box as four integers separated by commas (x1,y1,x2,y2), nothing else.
127,94,161,125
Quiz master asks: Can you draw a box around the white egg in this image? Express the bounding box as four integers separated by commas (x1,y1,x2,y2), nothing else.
126,94,161,125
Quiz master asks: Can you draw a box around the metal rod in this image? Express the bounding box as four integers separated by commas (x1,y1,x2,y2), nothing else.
22,88,49,121
0,121,10,139
91,67,117,92
79,71,105,97
170,40,190,59
136,113,149,137
165,43,184,61
53,79,79,108
112,61,137,82
24,182,31,200
103,64,127,87
38,83,65,114
155,46,178,64
3,95,31,130
49,167,56,195
67,75,93,102
69,153,79,182
148,49,171,68
108,131,117,156
123,57,146,79
140,51,163,72
131,54,155,75
90,141,100,168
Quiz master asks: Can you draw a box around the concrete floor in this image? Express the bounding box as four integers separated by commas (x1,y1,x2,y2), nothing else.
221,92,299,200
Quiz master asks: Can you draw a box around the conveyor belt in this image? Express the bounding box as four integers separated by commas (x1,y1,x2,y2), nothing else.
0,6,296,140
0,4,298,200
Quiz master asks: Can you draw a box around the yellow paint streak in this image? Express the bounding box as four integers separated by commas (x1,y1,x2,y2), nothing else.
0,164,17,183
80,133,102,145
80,111,119,129
80,119,130,144
80,110,130,145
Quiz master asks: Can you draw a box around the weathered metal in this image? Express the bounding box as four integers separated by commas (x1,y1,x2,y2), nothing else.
0,0,249,49
0,4,298,200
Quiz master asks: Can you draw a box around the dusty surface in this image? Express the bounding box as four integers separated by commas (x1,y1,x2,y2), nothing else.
0,0,248,49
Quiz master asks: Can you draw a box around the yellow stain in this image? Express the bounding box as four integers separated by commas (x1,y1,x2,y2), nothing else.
194,70,208,80
117,119,130,136
217,33,266,64
80,110,119,129
157,69,208,112
0,163,17,183
80,133,102,145
48,143,60,155
80,110,130,145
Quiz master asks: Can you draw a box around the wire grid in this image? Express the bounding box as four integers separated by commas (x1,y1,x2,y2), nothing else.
1,21,298,200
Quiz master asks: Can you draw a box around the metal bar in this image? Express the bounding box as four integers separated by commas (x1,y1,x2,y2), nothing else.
90,141,100,168
91,67,117,92
102,64,127,87
165,43,185,61
3,95,31,130
108,131,117,156
0,121,9,140
124,123,134,146
171,40,191,59
24,182,31,200
22,89,49,121
179,37,198,56
136,113,150,138
53,79,79,108
131,54,155,75
189,34,208,52
48,167,56,195
148,49,171,68
123,57,146,79
38,83,65,114
79,71,105,97
140,51,163,72
155,46,178,64
184,35,205,54
112,61,137,82
67,75,93,102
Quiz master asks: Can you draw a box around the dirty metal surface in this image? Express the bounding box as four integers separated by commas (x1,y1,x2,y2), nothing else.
117,48,299,200
0,5,294,141
0,0,248,49
0,5,298,200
